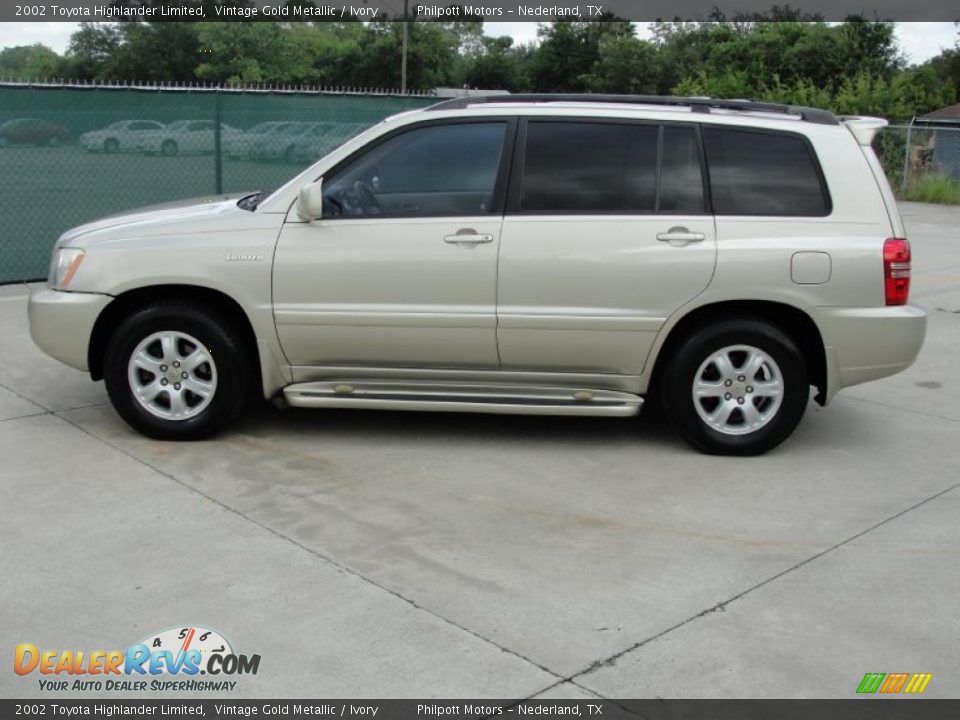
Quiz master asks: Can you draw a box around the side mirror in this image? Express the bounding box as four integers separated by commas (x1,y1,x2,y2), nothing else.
297,180,324,221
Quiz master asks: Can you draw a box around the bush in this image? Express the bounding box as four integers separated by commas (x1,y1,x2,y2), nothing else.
901,175,960,204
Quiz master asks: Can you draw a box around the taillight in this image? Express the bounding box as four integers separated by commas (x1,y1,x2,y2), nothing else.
883,238,911,306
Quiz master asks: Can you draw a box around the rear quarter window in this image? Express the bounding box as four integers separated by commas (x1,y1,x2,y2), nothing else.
702,127,830,217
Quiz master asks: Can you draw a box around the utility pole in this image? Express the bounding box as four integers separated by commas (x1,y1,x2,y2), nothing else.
401,0,408,94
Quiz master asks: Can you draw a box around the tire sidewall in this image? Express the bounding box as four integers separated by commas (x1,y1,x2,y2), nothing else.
665,320,809,455
104,306,247,440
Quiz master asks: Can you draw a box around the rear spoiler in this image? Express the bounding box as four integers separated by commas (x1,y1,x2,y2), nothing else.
840,116,888,146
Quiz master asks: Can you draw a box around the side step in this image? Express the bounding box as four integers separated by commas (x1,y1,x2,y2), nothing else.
282,381,642,417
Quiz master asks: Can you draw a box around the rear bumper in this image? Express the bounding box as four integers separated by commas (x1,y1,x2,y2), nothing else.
28,287,111,372
812,304,926,403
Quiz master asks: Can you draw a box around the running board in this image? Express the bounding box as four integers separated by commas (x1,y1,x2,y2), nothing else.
282,381,642,417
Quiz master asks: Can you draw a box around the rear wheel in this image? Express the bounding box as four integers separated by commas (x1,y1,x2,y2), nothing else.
161,139,178,156
103,303,249,440
661,319,809,455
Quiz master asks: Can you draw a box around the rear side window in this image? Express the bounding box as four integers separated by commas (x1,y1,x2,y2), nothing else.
519,122,705,214
660,126,704,214
702,127,830,216
521,122,657,213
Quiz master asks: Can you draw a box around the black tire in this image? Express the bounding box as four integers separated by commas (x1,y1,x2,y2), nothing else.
660,318,809,456
103,303,249,440
104,138,119,153
161,139,178,157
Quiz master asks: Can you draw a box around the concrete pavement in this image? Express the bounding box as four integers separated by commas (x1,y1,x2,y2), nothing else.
1,202,958,699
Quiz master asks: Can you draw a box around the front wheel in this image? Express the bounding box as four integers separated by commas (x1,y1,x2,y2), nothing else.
661,319,809,455
103,303,249,440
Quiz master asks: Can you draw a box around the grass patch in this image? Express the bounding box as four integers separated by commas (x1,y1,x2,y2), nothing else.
902,175,960,205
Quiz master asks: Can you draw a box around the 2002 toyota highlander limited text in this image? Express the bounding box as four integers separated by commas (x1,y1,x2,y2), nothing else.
28,94,927,455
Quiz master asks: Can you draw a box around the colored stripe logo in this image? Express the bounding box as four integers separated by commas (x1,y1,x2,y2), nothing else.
857,672,932,694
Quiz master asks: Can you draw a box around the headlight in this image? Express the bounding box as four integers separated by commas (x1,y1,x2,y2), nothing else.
49,248,86,290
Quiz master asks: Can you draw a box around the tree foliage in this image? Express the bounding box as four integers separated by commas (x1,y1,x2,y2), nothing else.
4,16,957,120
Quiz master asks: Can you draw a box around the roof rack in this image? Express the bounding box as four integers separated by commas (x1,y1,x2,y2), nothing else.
427,94,839,126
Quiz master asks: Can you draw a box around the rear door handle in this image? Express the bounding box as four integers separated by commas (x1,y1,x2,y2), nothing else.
656,227,706,244
444,230,494,247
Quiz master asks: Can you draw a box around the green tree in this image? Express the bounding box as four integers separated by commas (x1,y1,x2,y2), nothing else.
921,24,960,99
195,23,315,84
529,18,634,92
0,44,62,80
585,35,659,94
462,35,532,91
349,20,460,90
109,23,203,82
61,23,121,79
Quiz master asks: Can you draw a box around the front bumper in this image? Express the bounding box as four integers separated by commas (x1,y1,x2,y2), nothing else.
28,287,112,372
812,304,927,403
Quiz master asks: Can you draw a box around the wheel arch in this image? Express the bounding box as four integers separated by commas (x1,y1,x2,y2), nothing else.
648,300,828,405
88,285,261,393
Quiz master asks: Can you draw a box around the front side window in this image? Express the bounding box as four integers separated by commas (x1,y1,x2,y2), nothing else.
323,122,507,219
702,127,830,216
519,121,705,214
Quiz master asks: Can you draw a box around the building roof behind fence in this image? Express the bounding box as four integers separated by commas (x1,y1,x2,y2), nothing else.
918,103,960,124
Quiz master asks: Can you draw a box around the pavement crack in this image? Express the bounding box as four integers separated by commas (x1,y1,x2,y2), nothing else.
568,479,960,681
0,411,49,423
51,412,565,686
0,380,52,413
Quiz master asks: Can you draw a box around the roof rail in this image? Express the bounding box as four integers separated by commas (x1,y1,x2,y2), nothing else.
427,93,839,126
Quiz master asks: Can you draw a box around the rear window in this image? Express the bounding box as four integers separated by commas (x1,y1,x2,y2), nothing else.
702,127,830,216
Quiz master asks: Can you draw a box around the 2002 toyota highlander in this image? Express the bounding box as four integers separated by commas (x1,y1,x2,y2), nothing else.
28,94,927,455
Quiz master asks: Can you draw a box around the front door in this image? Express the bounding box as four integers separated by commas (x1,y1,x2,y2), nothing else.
497,119,717,375
273,119,513,370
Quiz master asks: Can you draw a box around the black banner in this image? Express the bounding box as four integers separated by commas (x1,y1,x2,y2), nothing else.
2,700,959,719
2,0,958,22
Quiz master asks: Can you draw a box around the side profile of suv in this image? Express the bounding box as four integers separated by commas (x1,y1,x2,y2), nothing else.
28,95,926,454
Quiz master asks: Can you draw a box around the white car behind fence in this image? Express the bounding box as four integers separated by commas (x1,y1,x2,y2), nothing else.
139,120,241,156
80,120,166,153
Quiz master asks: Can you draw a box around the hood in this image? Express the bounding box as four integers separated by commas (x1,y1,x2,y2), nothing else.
58,193,254,247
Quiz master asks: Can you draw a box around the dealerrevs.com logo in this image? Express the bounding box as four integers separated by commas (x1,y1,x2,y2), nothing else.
14,626,261,692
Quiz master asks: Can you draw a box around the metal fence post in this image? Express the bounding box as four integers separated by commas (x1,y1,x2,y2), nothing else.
214,89,223,195
901,118,913,194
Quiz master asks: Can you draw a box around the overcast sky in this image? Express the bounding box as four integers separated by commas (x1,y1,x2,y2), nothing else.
0,21,955,65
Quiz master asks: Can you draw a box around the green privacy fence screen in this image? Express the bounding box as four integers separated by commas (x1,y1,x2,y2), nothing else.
0,82,436,283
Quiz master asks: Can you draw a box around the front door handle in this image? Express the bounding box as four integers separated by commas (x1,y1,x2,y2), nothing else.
444,229,494,247
656,227,706,244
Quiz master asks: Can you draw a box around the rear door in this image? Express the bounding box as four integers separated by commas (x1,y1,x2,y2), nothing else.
496,119,717,375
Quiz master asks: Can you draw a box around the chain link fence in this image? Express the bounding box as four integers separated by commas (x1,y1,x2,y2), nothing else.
0,82,437,283
5,87,959,284
873,123,960,201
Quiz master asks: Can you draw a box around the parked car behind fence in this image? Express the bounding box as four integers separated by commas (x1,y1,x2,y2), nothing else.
140,120,240,156
0,118,70,146
80,120,166,153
